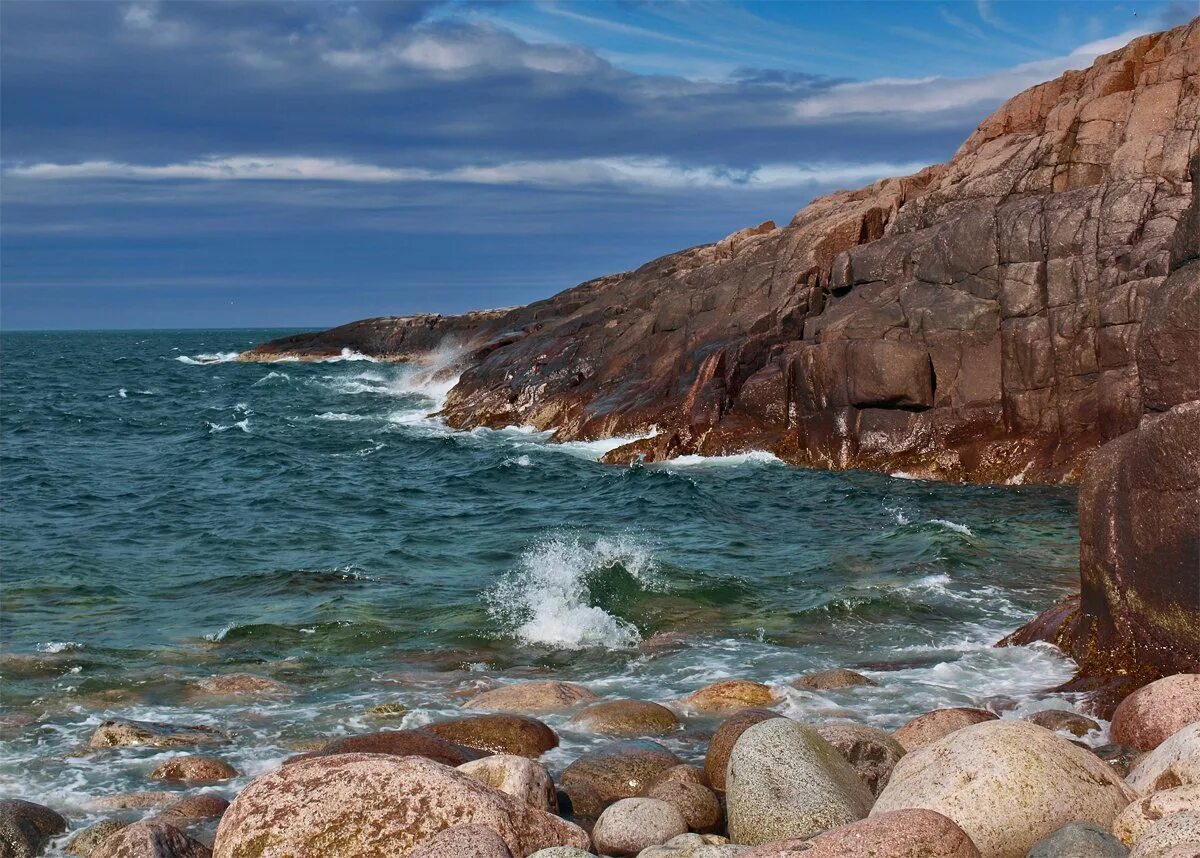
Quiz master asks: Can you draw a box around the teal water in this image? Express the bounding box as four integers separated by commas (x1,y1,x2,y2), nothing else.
1,330,1084,829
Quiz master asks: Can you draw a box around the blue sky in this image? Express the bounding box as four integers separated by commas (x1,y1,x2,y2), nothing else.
1,0,1192,330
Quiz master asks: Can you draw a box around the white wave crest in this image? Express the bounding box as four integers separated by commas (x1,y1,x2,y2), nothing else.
929,519,974,537
207,419,250,434
36,641,82,653
652,450,780,469
487,536,659,650
315,411,370,422
176,351,239,365
252,371,290,386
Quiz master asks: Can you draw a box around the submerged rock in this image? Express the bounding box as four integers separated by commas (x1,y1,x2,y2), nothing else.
192,673,291,697
88,718,226,750
150,755,237,782
890,707,997,752
559,739,682,819
423,714,559,757
705,709,778,793
1025,822,1129,858
0,799,67,858
813,722,905,796
463,681,599,714
91,820,212,858
1127,723,1200,795
592,797,688,856
1112,675,1200,751
457,754,558,812
681,681,777,715
793,669,877,690
569,699,681,737
1026,709,1100,737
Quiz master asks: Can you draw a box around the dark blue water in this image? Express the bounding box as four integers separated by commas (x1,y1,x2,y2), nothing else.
0,329,1084,830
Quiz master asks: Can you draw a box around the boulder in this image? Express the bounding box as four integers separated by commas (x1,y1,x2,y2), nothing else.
872,720,1137,858
0,799,67,858
568,699,681,737
1129,811,1200,858
212,754,589,858
647,779,722,832
793,669,877,691
1114,785,1200,847
157,793,229,826
637,834,745,857
192,673,291,697
1112,675,1200,751
592,798,688,856
1026,709,1100,737
1127,723,1200,795
891,708,998,752
740,808,981,857
288,729,478,766
650,765,709,790
150,755,237,782
458,755,558,812
559,740,682,818
705,709,778,793
88,719,226,749
464,681,599,714
91,820,212,858
423,714,559,758
409,825,513,858
1025,822,1129,857
725,718,873,845
87,793,177,811
65,820,128,856
681,681,777,715
813,723,905,796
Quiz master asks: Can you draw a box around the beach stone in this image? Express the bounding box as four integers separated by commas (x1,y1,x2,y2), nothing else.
0,799,67,857
409,824,512,858
88,718,226,750
559,739,682,818
793,669,877,690
725,718,873,845
569,699,681,737
651,764,709,789
872,719,1137,858
638,833,745,857
740,808,981,857
705,709,778,793
593,797,687,856
526,849,594,858
288,728,479,766
1115,785,1200,847
681,681,777,715
423,714,559,757
1026,822,1129,857
1027,709,1101,737
66,820,128,856
88,792,177,811
464,681,599,714
192,673,291,697
647,778,722,832
157,793,229,825
891,707,998,752
91,820,212,858
1128,723,1200,795
212,754,589,858
150,755,237,782
458,754,558,812
1112,676,1200,752
813,722,905,796
1129,811,1200,857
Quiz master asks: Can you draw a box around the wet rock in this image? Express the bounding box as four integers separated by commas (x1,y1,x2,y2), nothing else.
287,728,479,766
872,720,1136,858
212,754,589,858
463,681,599,714
150,755,237,783
1025,822,1129,858
364,702,408,719
638,833,744,857
647,778,722,832
741,808,981,857
409,825,513,858
890,707,997,752
725,718,873,845
88,719,226,750
813,722,905,796
91,820,212,858
1129,811,1200,858
88,793,177,811
650,765,710,790
157,793,229,826
1092,743,1144,778
704,709,779,793
526,848,594,858
1114,785,1200,847
1127,723,1200,795
423,714,559,758
1026,709,1101,737
560,739,682,818
793,669,877,690
1112,675,1200,751
592,798,688,856
66,820,128,856
191,673,291,697
458,754,558,812
569,699,681,737
680,681,777,715
0,799,67,858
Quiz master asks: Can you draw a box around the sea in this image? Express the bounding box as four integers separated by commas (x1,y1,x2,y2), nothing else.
0,329,1088,841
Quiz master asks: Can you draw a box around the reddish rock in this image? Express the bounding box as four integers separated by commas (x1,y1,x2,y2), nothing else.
740,809,981,857
286,728,479,766
680,681,777,715
422,714,559,758
157,793,230,826
150,754,237,782
0,799,67,857
1026,709,1100,737
463,681,599,715
88,792,178,811
66,820,128,856
794,669,877,690
91,820,212,858
1112,675,1200,751
560,740,683,818
891,708,997,752
646,778,721,833
458,754,558,812
704,708,778,793
814,722,905,796
569,699,681,737
88,718,226,750
409,825,513,858
192,673,291,697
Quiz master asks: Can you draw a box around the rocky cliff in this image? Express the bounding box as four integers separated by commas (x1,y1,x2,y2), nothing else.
243,21,1199,487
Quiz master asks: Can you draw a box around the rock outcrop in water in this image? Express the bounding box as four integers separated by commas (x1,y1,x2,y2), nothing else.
242,20,1199,486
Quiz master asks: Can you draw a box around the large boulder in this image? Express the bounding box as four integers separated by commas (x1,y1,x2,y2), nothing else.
592,797,688,856
740,808,980,857
212,754,589,858
1114,785,1200,847
559,740,682,819
1127,723,1200,795
458,755,558,812
1111,675,1200,751
568,699,681,737
288,729,478,766
91,821,212,858
464,681,599,714
813,723,905,796
0,799,67,858
681,681,777,715
409,825,512,858
872,720,1136,858
891,708,997,752
1025,822,1129,858
725,718,873,845
87,718,226,749
423,714,559,758
705,709,778,793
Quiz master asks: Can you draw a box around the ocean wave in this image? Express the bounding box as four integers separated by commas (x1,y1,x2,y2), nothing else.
651,450,781,469
176,351,240,365
928,519,974,537
252,371,290,386
207,418,250,434
314,411,371,422
36,641,82,653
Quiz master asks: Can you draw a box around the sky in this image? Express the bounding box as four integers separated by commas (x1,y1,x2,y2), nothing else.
1,0,1193,330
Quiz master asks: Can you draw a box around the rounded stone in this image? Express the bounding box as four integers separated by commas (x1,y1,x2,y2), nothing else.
527,849,593,858
680,681,777,715
725,717,873,845
91,820,212,858
88,718,226,749
637,833,743,857
647,778,721,832
463,681,599,714
423,714,559,757
593,797,688,856
569,699,681,737
741,808,982,858
872,719,1137,858
66,820,129,856
560,739,682,818
1112,675,1200,752
793,669,878,690
87,792,177,811
704,708,777,793
1027,709,1101,737
1127,723,1200,795
0,799,68,858
1025,822,1130,858
212,753,589,858
409,825,512,858
290,729,478,766
193,673,291,696
158,792,230,825
650,764,709,790
150,754,237,782
813,722,905,796
457,754,558,812
890,707,998,752
1129,811,1200,858
1115,785,1200,847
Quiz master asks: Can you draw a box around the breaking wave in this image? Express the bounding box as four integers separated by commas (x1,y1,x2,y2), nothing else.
176,351,240,365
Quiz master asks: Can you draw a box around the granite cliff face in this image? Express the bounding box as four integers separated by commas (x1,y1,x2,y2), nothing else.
244,21,1199,487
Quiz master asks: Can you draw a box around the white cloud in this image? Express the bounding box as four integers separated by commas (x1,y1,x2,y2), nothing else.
5,155,929,191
